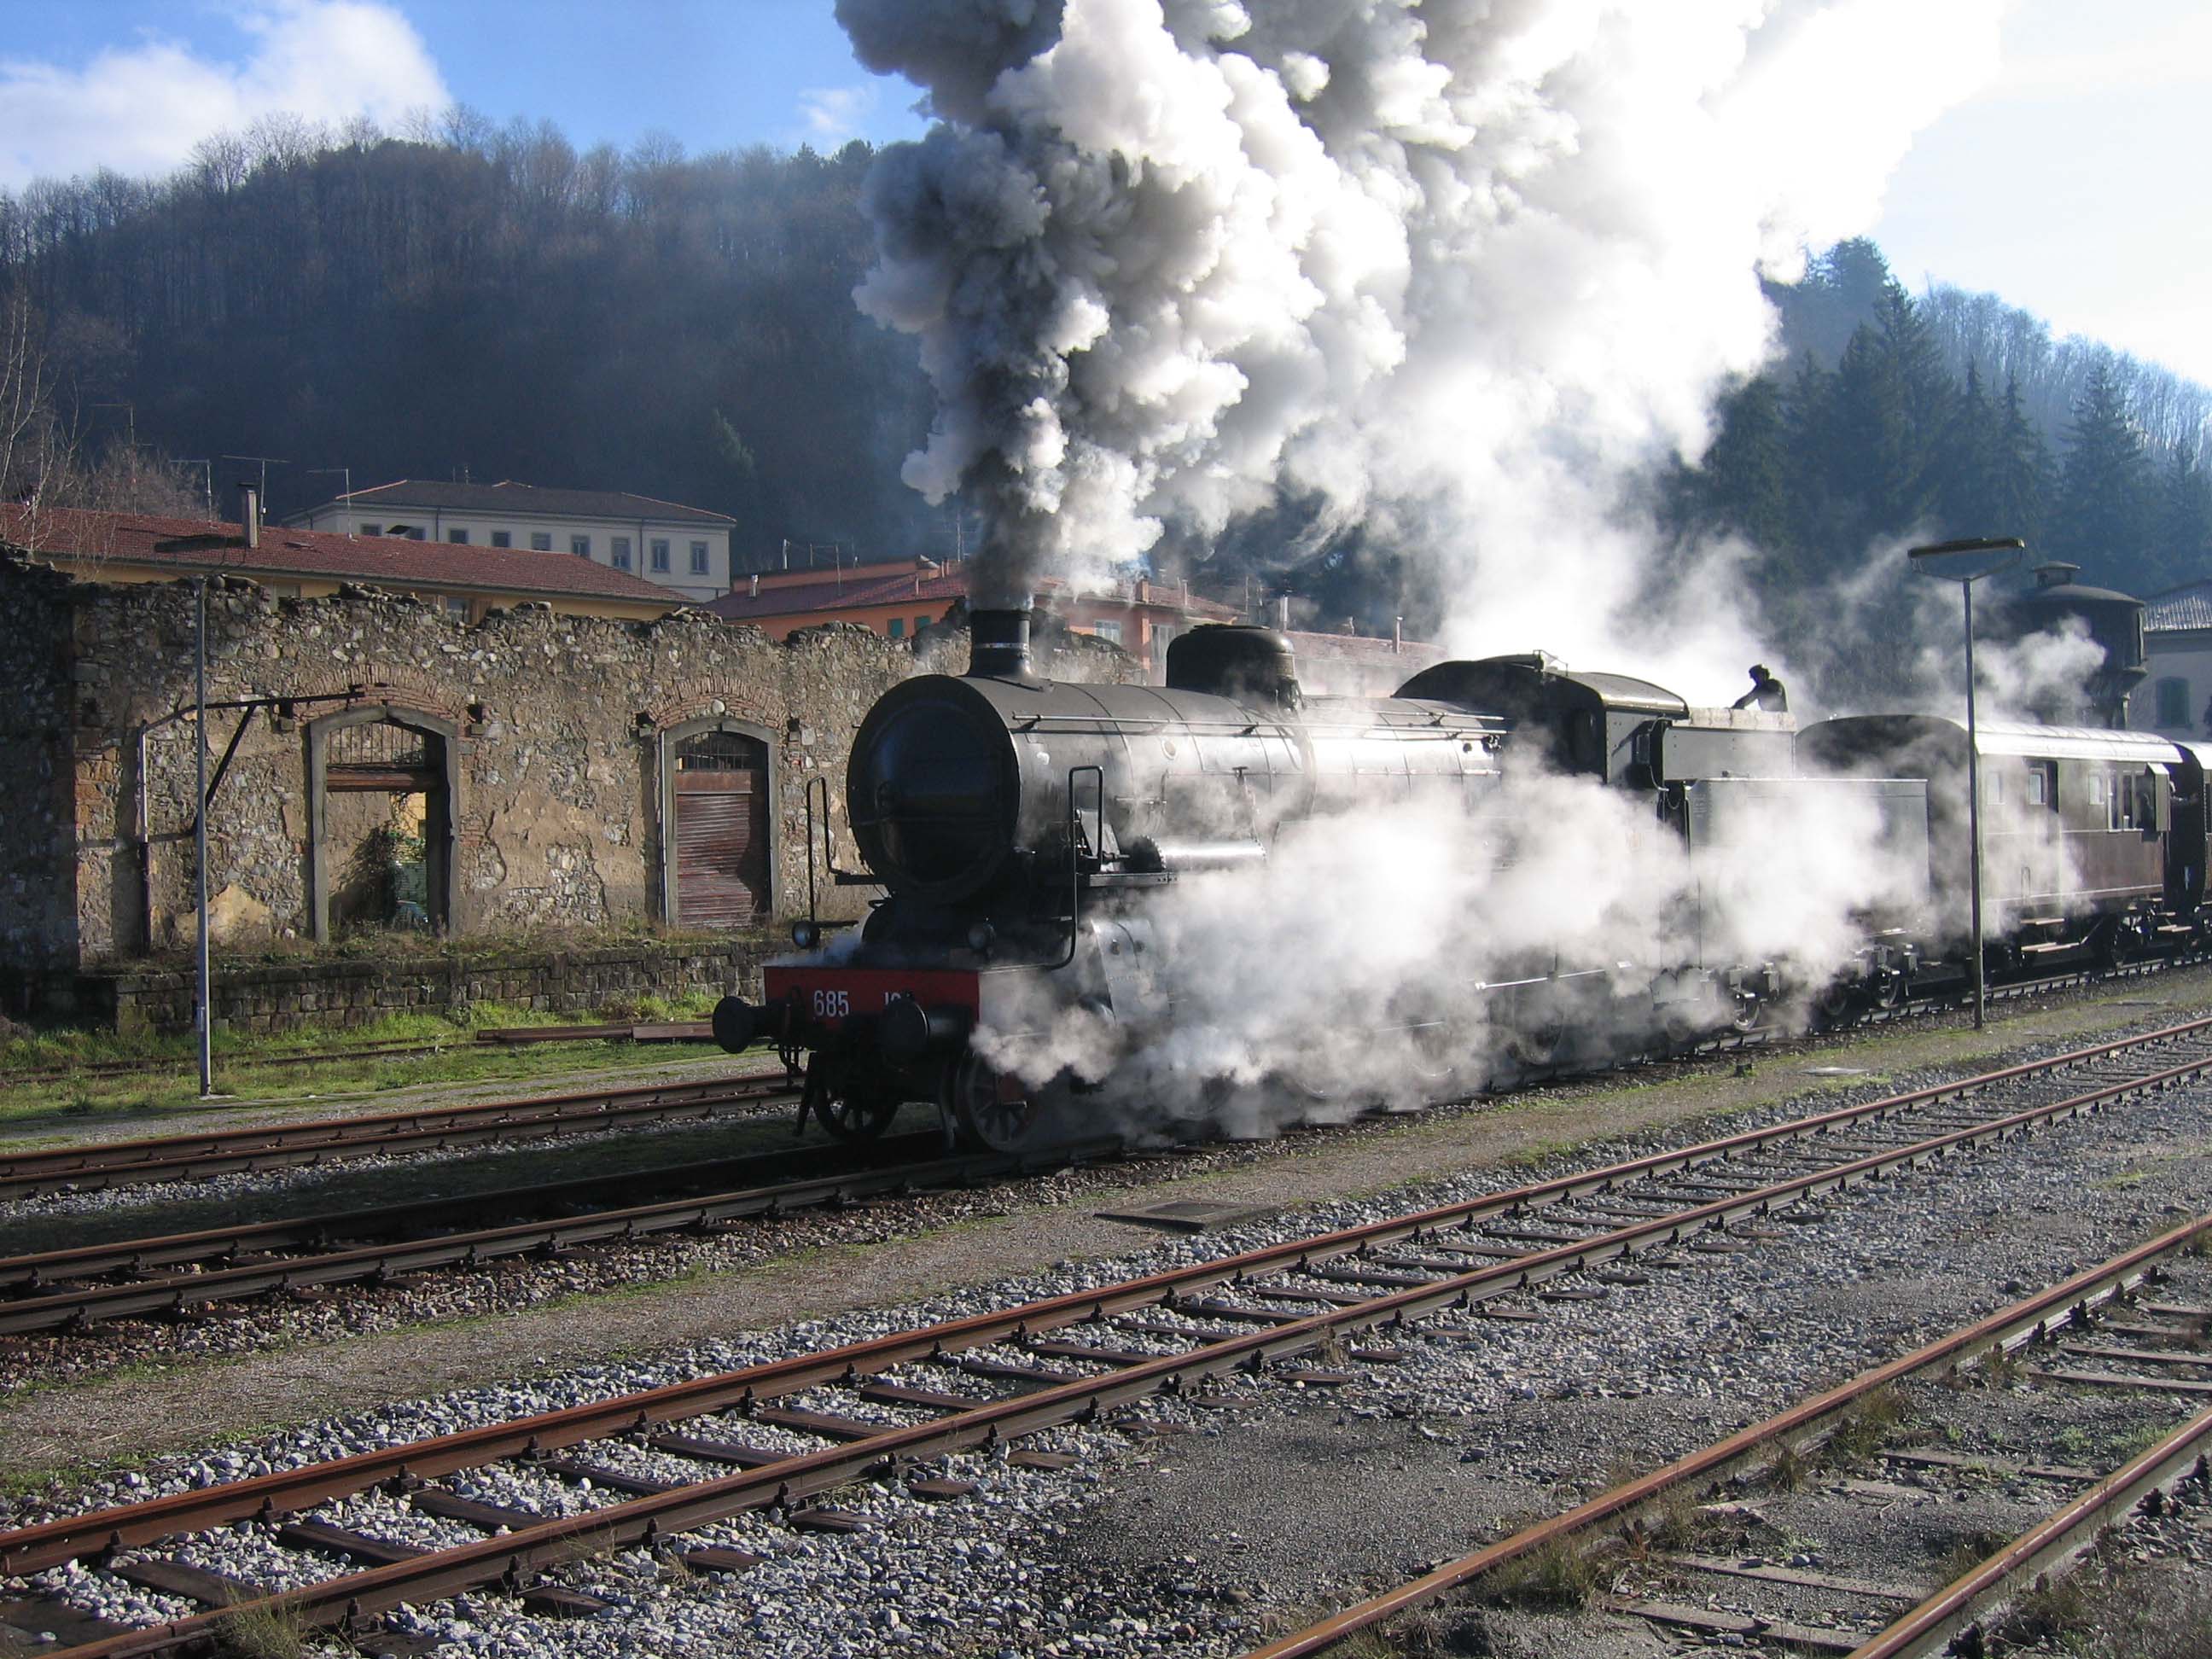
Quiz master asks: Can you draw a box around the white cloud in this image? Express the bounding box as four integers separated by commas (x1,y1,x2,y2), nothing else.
0,2,449,189
796,82,878,143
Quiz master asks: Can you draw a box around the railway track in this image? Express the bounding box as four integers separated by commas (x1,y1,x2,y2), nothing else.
0,1132,1114,1336
5,1016,2211,1656
1243,1220,2212,1659
0,1070,795,1202
5,948,2197,1208
13,1010,2212,1340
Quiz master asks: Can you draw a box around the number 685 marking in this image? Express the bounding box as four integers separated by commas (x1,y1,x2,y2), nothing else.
810,989,850,1019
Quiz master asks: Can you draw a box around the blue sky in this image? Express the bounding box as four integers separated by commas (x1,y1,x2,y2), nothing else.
2,1,2207,384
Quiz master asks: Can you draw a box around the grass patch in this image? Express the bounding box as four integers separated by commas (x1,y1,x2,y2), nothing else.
0,996,746,1131
211,1597,329,1659
1824,1384,1912,1465
1761,1436,1812,1493
1476,1535,1597,1612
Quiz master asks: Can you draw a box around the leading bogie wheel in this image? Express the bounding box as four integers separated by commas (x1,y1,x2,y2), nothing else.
943,1051,1049,1153
816,1086,901,1143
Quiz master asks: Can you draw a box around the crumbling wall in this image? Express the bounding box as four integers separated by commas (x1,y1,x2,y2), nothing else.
43,575,917,964
3,566,1142,975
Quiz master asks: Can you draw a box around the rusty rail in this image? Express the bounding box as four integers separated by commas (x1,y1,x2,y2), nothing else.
0,1072,792,1200
1240,1211,2212,1659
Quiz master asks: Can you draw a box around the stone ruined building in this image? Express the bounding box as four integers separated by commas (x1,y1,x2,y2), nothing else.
0,559,1131,1027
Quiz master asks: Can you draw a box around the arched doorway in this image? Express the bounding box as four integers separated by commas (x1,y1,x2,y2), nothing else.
307,707,458,942
663,722,771,927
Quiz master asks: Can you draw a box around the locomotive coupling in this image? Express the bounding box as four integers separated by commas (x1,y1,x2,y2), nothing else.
712,995,762,1053
880,997,973,1063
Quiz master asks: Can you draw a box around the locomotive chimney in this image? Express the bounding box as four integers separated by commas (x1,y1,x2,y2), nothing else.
968,604,1036,681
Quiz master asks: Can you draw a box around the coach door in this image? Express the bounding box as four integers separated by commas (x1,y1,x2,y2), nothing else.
672,730,770,927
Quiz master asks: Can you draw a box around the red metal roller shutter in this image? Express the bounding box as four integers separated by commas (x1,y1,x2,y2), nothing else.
674,765,767,926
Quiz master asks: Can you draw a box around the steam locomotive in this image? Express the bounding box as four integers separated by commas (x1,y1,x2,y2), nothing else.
711,608,2211,1151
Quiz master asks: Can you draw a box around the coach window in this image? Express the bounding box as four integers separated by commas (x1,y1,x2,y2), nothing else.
2025,767,2045,806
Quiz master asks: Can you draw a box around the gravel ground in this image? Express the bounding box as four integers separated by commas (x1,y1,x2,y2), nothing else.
4,997,2212,1657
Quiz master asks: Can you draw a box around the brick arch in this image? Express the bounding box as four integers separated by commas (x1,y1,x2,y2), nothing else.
643,685,783,734
267,674,466,726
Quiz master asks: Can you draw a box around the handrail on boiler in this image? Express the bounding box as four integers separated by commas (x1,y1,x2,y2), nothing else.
1057,765,1103,969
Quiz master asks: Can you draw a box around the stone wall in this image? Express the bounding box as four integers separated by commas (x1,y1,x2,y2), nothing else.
0,559,1142,1003
79,937,774,1036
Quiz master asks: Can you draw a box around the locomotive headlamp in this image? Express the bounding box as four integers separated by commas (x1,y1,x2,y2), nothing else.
966,921,996,956
791,921,821,950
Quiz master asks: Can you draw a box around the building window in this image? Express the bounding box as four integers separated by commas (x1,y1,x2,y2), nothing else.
358,523,381,538
915,615,929,634
1091,620,1123,644
530,532,552,551
444,597,469,620
690,539,709,575
612,537,632,570
650,538,671,573
491,531,511,548
2157,676,2189,728
572,535,592,559
888,618,905,639
449,528,469,544
2027,766,2046,806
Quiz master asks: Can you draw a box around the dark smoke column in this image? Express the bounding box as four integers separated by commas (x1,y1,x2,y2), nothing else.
833,0,1414,609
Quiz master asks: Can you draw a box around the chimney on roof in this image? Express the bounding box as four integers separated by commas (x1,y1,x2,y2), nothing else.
748,573,760,599
238,484,259,550
1275,595,1290,631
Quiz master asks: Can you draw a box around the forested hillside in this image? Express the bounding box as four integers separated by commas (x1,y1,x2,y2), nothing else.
1670,240,2212,637
0,113,940,568
3,117,2207,619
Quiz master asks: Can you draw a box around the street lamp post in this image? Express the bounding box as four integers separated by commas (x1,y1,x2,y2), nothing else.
193,574,213,1096
1908,536,2026,1030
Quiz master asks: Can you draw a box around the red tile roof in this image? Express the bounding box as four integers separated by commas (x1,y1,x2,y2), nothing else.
292,480,734,526
704,564,1241,626
705,564,973,622
1,504,681,607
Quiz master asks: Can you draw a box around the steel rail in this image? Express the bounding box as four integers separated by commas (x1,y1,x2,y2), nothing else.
5,1021,2203,1575
11,1011,2201,1327
4,1008,2194,1318
1238,1211,2212,1659
1847,1402,2212,1658
8,1041,2207,1653
0,1133,1115,1335
0,1132,955,1295
0,1074,792,1199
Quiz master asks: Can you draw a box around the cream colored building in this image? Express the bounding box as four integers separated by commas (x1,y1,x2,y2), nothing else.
2139,581,2212,740
288,480,735,604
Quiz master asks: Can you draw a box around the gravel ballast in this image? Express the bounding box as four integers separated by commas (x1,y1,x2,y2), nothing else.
4,998,2212,1656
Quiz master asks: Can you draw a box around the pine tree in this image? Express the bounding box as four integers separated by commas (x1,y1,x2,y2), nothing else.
1936,360,1999,538
1989,372,2050,549
2156,439,2212,589
2052,358,2153,579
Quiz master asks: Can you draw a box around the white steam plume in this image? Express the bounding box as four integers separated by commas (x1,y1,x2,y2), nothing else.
973,770,1928,1137
838,0,2002,694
